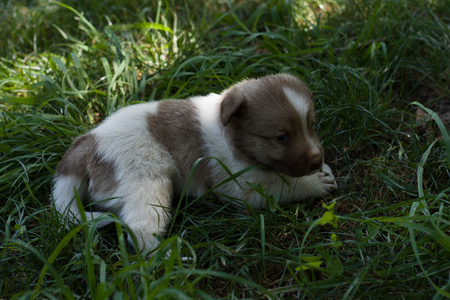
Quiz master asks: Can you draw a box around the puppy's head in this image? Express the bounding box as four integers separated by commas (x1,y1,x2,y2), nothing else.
220,73,323,178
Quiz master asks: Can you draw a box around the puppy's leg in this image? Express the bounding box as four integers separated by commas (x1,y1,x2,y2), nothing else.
311,163,338,195
118,177,173,253
288,164,338,199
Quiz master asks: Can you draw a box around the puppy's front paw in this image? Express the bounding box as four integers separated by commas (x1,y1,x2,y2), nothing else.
314,164,338,196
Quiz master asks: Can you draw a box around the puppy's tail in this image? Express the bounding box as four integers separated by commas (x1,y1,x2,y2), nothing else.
52,174,88,224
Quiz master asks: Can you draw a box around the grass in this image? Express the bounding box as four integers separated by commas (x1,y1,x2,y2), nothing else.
1,0,449,298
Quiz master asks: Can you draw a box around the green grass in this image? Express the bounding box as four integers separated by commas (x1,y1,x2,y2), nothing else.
1,0,449,298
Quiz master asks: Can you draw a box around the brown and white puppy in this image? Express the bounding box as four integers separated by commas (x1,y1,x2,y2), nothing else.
52,73,337,252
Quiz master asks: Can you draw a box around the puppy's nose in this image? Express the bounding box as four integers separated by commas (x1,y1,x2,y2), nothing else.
308,153,323,170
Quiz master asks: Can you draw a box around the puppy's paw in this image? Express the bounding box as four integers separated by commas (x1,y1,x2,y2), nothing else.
314,164,338,196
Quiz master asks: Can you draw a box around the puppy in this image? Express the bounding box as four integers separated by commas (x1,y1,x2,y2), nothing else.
52,73,337,252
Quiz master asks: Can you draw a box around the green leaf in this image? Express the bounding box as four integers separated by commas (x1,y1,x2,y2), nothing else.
326,255,344,277
317,211,339,228
295,258,324,271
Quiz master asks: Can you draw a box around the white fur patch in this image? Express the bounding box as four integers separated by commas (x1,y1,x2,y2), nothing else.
283,87,310,117
283,86,322,155
193,93,247,172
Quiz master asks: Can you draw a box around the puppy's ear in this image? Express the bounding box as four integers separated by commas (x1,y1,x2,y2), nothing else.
220,88,247,126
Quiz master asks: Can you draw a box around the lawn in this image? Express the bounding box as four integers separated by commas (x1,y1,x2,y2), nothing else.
1,0,449,298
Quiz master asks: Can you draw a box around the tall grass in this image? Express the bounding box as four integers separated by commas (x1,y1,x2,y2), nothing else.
1,0,449,298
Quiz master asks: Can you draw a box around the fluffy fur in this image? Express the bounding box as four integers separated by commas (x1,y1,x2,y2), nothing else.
52,73,337,252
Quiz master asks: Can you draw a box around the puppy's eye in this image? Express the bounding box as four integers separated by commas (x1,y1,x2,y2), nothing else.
276,134,289,143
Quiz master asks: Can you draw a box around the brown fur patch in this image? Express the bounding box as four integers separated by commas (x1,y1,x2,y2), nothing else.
146,100,211,191
88,152,119,194
221,74,323,177
57,134,96,177
56,133,119,194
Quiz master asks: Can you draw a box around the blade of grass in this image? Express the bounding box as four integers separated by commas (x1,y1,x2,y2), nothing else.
412,102,450,167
